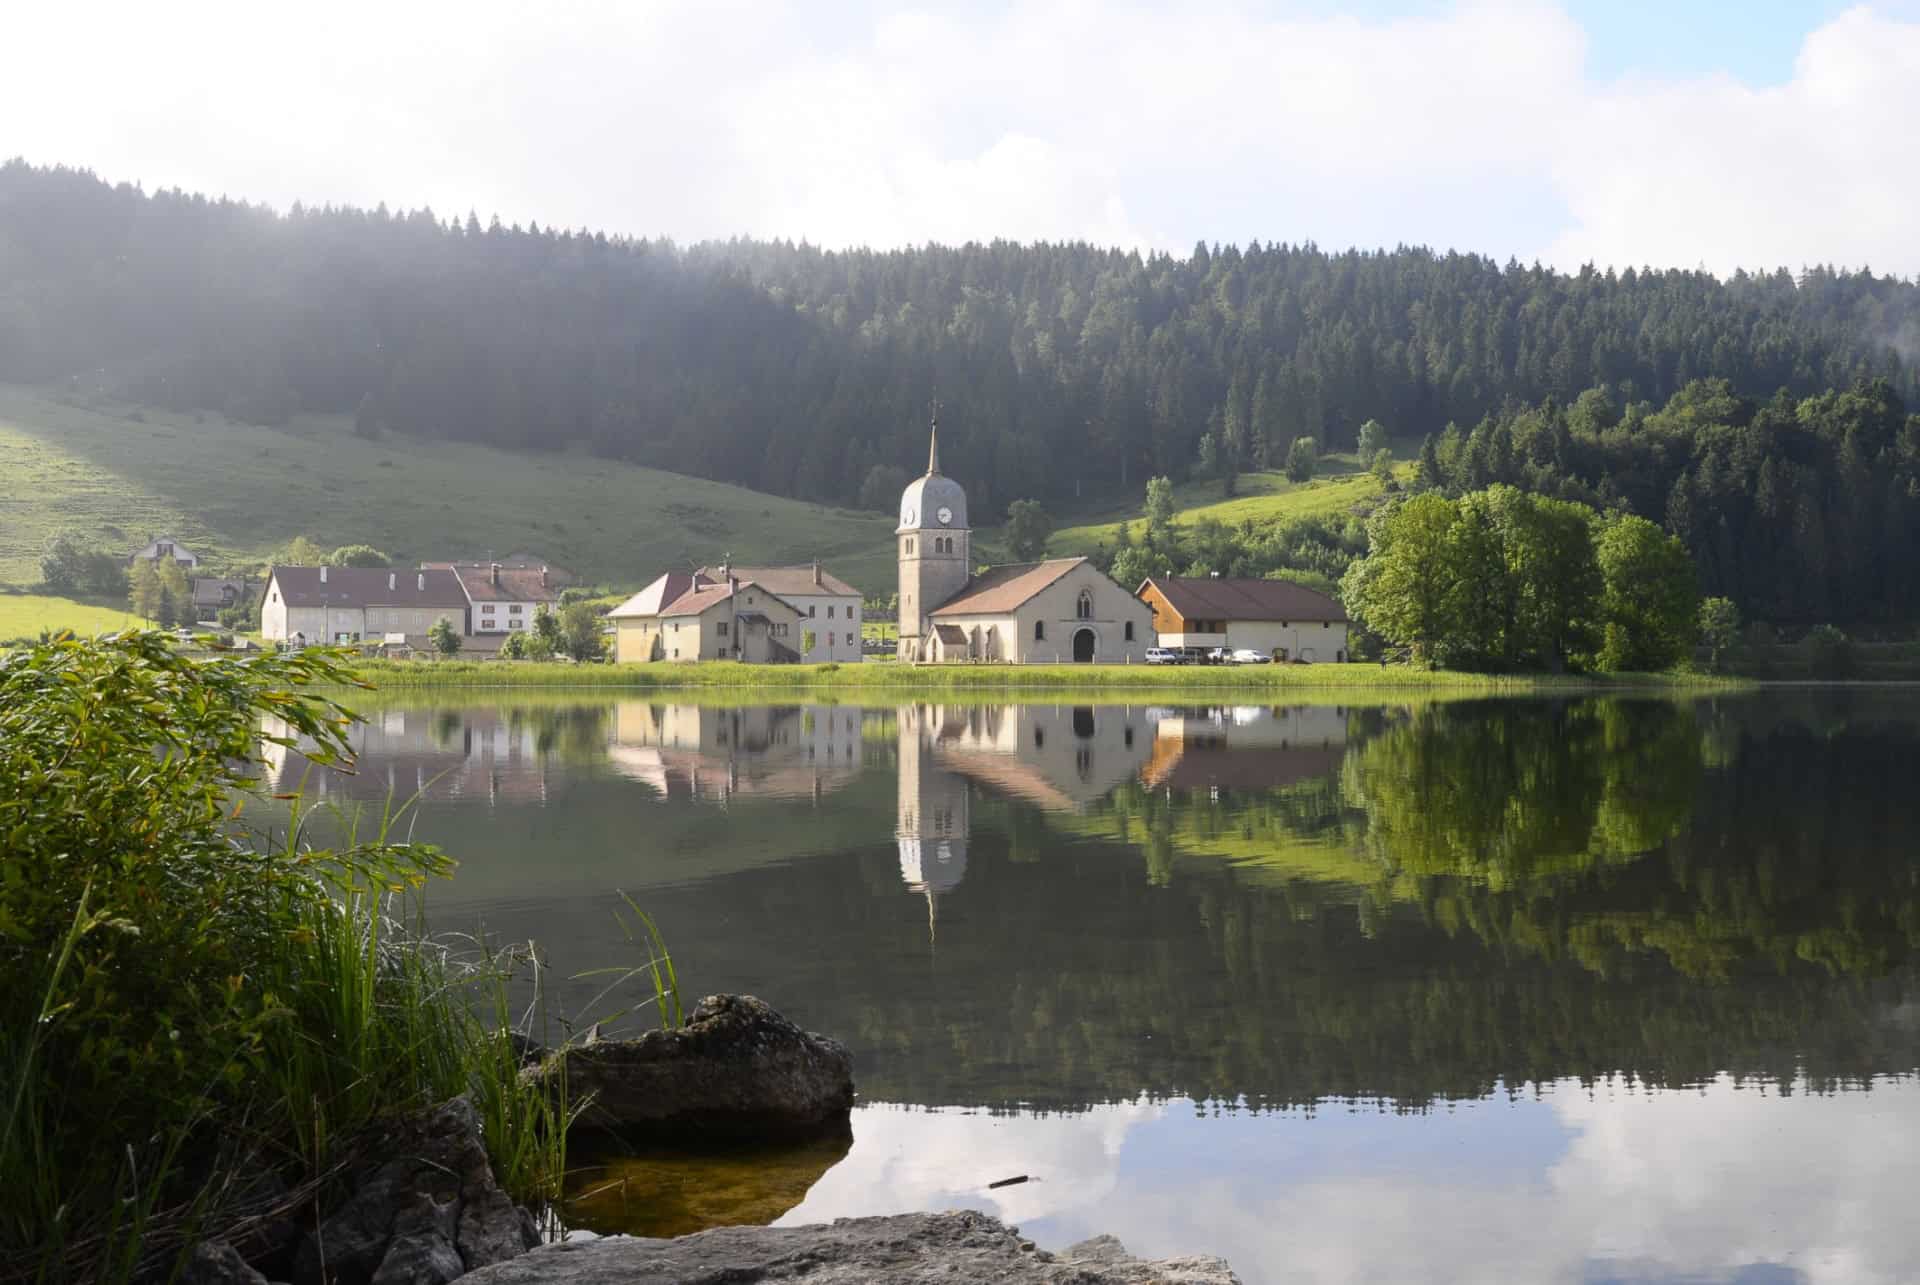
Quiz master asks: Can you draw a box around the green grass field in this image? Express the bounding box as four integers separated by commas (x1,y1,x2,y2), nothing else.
0,590,146,640
1050,452,1406,558
0,383,898,592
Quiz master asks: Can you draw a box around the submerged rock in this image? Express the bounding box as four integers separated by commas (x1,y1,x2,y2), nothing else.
459,1211,1240,1284
534,994,854,1137
563,1127,854,1239
290,1097,539,1285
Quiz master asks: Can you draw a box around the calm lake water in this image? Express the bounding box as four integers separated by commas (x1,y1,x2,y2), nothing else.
272,690,1920,1283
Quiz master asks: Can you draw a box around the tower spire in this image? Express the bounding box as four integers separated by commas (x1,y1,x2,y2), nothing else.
927,398,940,475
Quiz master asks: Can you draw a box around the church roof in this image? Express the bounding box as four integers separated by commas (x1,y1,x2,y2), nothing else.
930,557,1087,616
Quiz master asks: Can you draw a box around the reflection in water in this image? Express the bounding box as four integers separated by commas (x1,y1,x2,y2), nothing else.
268,692,1920,1282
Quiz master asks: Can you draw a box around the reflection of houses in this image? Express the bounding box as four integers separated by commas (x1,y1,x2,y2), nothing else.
1144,706,1347,794
606,702,866,803
262,707,553,806
894,703,1157,930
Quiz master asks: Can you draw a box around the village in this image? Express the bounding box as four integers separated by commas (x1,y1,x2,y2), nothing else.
123,425,1350,666
259,426,1345,665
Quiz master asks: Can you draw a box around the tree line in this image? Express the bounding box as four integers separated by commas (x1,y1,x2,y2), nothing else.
1405,377,1920,625
5,159,1917,534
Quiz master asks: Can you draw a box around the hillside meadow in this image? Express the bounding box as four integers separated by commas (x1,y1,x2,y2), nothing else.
0,383,899,591
1050,450,1407,559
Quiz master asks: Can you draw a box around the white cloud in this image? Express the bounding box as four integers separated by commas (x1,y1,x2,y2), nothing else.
1544,6,1920,274
4,2,1918,272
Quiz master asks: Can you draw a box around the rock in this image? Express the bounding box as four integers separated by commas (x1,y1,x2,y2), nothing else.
292,1097,540,1285
179,1240,270,1285
458,1211,1240,1284
534,994,854,1138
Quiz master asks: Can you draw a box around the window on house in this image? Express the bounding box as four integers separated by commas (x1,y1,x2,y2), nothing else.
482,604,496,614
1124,621,1134,641
827,605,835,619
1034,620,1045,641
828,632,835,646
808,605,817,618
717,622,730,637
509,604,523,614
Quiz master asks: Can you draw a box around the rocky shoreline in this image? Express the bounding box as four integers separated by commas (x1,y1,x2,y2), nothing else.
181,995,1238,1285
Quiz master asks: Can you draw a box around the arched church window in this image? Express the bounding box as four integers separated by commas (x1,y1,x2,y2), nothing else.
1034,620,1045,641
1124,621,1135,641
1076,590,1093,620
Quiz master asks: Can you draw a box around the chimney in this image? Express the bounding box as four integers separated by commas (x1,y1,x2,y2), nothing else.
489,561,501,587
388,571,396,591
540,566,549,589
319,565,328,584
417,572,426,591
812,560,822,586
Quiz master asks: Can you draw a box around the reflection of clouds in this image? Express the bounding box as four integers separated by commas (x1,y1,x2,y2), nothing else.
778,1099,1164,1229
1551,1075,1920,1285
783,1079,1920,1284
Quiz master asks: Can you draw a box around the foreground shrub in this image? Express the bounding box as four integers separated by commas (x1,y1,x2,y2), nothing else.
0,633,564,1280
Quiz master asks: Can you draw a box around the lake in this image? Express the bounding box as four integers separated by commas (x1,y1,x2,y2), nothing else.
270,690,1920,1283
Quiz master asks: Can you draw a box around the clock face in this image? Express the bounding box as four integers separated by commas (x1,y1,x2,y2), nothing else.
902,506,917,527
937,506,953,526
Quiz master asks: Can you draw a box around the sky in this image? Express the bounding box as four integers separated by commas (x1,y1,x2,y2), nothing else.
7,1,1920,274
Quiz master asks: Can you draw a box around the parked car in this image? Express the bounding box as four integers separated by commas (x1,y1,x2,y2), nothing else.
1143,646,1183,665
1206,647,1232,664
1230,648,1272,665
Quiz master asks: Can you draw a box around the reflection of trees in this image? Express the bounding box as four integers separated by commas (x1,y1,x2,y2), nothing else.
1348,699,1702,885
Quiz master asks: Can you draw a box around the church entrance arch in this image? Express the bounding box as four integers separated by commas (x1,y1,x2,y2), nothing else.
1072,627,1097,663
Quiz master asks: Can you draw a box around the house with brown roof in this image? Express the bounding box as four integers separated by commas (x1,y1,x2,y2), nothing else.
606,569,803,663
695,564,863,662
895,420,1153,663
444,562,560,634
1136,576,1349,662
260,565,470,645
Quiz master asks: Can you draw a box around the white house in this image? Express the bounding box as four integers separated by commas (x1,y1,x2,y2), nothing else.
446,562,561,634
129,536,199,570
696,563,863,663
260,565,470,644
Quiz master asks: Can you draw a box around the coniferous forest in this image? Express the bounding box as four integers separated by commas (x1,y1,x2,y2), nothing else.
4,158,1919,623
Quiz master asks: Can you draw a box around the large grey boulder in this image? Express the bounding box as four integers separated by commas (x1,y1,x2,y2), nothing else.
535,995,854,1137
460,1211,1239,1284
291,1097,539,1285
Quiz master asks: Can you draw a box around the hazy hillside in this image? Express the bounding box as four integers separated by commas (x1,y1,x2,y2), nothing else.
4,159,1916,520
0,385,898,591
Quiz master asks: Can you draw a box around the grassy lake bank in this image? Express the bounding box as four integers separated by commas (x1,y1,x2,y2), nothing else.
346,658,1749,694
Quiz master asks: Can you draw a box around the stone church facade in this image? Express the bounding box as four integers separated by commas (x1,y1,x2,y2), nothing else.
896,425,1153,664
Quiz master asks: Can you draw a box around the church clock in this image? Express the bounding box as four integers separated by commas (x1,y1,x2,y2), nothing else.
937,506,953,526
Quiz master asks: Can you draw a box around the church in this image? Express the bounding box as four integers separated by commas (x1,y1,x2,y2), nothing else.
895,423,1154,663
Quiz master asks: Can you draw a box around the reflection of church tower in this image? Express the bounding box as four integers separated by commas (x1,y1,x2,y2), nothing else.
896,704,971,939
896,412,972,661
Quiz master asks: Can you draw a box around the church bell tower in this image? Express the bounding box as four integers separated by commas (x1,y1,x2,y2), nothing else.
896,411,971,661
